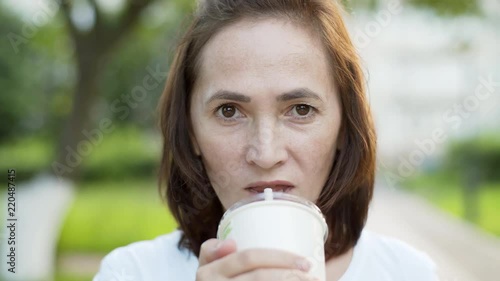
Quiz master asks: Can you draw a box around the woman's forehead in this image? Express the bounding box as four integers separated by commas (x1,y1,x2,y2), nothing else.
195,19,331,93
200,19,325,71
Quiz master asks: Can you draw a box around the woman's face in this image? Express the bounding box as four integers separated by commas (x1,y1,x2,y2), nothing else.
190,18,342,210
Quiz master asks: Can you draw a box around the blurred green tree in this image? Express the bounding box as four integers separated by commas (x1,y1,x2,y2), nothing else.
445,134,500,222
1,0,194,181
53,0,195,180
1,2,78,143
0,8,30,141
409,0,481,16
445,134,500,186
55,0,157,180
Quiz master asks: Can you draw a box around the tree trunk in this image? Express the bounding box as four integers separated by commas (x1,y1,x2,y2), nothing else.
53,50,102,181
53,0,154,181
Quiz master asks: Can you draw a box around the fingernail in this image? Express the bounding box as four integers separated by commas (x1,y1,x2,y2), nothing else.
295,258,311,272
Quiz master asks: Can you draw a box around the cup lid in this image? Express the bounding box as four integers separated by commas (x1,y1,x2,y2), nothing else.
218,189,329,242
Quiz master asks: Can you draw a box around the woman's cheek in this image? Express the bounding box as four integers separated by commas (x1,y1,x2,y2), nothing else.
203,139,243,189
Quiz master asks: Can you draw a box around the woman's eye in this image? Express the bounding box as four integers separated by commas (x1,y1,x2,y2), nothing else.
288,104,315,120
221,105,236,118
294,104,311,116
215,104,242,120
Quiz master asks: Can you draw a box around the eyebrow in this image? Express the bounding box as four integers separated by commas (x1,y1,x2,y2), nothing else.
206,88,322,105
206,90,251,104
276,88,322,102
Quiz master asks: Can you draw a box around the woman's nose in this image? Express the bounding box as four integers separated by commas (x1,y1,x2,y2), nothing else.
245,122,288,170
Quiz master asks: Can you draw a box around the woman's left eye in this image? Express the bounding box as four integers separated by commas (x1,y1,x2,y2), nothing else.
287,104,316,120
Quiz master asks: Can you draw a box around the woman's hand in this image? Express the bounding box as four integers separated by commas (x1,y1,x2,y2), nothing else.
197,238,318,281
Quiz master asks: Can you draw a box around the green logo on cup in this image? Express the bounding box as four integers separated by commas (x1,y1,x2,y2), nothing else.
221,221,232,240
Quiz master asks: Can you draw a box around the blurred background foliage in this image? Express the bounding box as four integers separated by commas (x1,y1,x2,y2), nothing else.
404,134,500,235
408,0,481,16
0,0,498,280
445,134,500,183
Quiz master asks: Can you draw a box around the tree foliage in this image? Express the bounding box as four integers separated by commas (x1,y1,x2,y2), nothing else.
409,0,481,17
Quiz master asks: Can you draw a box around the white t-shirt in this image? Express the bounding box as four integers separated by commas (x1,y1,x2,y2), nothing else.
93,229,438,281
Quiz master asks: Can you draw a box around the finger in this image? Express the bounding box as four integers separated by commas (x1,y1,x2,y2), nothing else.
198,238,219,266
198,238,237,266
213,248,312,278
232,268,319,281
216,239,237,259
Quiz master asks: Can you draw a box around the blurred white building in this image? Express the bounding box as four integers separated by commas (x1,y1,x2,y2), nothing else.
345,3,500,168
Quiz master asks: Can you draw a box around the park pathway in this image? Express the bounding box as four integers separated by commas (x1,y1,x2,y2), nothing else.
366,180,500,281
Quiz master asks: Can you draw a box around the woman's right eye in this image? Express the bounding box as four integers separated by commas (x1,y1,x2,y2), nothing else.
215,104,243,121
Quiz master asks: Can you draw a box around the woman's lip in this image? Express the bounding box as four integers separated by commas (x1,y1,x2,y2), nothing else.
246,186,294,193
245,180,294,190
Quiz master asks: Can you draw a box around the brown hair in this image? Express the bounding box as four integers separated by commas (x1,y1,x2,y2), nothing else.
158,0,376,260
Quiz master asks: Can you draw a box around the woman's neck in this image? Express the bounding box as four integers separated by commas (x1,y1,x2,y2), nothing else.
325,247,354,281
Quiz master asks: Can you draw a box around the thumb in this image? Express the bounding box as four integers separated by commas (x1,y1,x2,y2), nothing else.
198,238,237,266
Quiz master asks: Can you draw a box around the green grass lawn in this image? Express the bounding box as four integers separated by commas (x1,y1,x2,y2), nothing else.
404,173,500,236
58,178,178,254
476,183,500,236
0,126,161,182
55,272,93,281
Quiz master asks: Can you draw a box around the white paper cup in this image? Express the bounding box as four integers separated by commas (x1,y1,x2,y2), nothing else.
217,188,328,281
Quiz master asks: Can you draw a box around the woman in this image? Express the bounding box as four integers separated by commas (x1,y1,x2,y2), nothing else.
94,0,437,280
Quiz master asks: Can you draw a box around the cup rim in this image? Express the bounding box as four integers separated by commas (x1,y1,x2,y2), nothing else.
217,191,329,242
